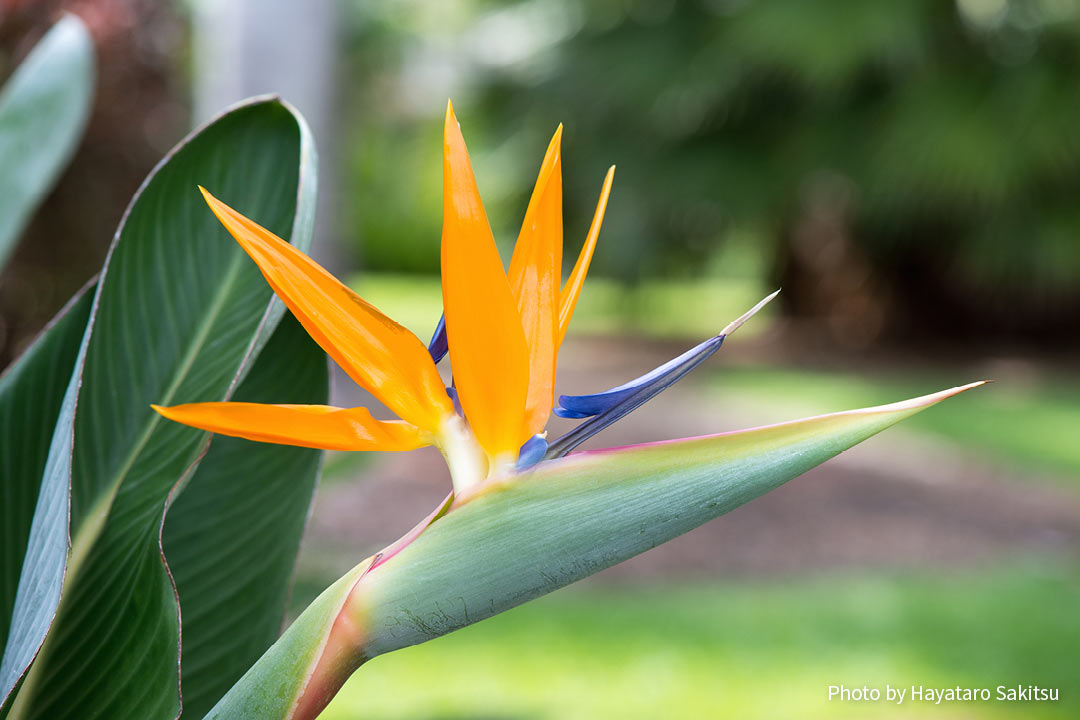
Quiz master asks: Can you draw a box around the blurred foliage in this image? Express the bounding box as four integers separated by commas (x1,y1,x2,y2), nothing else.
347,268,770,344
0,15,93,271
0,0,187,366
341,0,1080,347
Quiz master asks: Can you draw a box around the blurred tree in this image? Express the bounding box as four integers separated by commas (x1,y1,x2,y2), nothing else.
343,0,1080,349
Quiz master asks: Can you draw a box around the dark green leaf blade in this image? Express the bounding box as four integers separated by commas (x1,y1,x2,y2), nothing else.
164,313,326,718
0,96,316,719
0,14,94,269
0,283,93,653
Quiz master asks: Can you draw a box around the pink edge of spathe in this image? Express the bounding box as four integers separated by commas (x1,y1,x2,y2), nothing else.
289,493,455,719
289,569,369,720
570,380,989,458
450,381,988,508
369,492,455,571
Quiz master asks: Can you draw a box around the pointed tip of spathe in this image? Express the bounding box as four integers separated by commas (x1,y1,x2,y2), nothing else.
938,379,990,397
719,288,781,337
873,380,988,414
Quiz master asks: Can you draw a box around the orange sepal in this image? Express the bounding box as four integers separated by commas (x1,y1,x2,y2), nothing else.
508,126,562,436
558,165,614,346
199,188,453,435
152,402,428,452
440,102,530,462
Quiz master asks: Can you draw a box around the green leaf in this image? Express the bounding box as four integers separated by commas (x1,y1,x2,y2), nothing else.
0,283,94,654
205,382,984,720
0,96,317,718
163,313,327,718
0,14,94,269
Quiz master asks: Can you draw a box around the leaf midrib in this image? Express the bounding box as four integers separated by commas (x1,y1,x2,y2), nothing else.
10,247,256,718
73,246,251,564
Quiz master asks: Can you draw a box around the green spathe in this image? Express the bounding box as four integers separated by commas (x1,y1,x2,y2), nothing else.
205,382,983,720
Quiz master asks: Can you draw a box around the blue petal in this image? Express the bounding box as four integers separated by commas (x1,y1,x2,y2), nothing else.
546,290,780,459
557,336,724,418
553,407,594,419
546,335,725,458
446,385,464,417
428,313,448,364
516,434,548,471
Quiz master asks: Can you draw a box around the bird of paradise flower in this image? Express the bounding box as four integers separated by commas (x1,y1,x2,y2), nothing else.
154,102,784,493
155,102,984,720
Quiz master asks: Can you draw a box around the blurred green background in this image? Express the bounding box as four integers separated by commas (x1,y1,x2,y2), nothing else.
2,0,1078,718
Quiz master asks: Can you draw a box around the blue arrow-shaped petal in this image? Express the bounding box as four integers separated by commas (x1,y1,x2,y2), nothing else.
428,313,448,364
516,434,549,471
555,335,726,418
547,290,779,458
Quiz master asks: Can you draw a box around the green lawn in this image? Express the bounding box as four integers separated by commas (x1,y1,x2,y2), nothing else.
321,562,1080,720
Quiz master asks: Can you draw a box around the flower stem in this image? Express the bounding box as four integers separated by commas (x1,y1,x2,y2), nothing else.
438,414,488,493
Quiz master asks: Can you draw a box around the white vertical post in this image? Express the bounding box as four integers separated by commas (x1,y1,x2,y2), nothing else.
191,0,340,270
